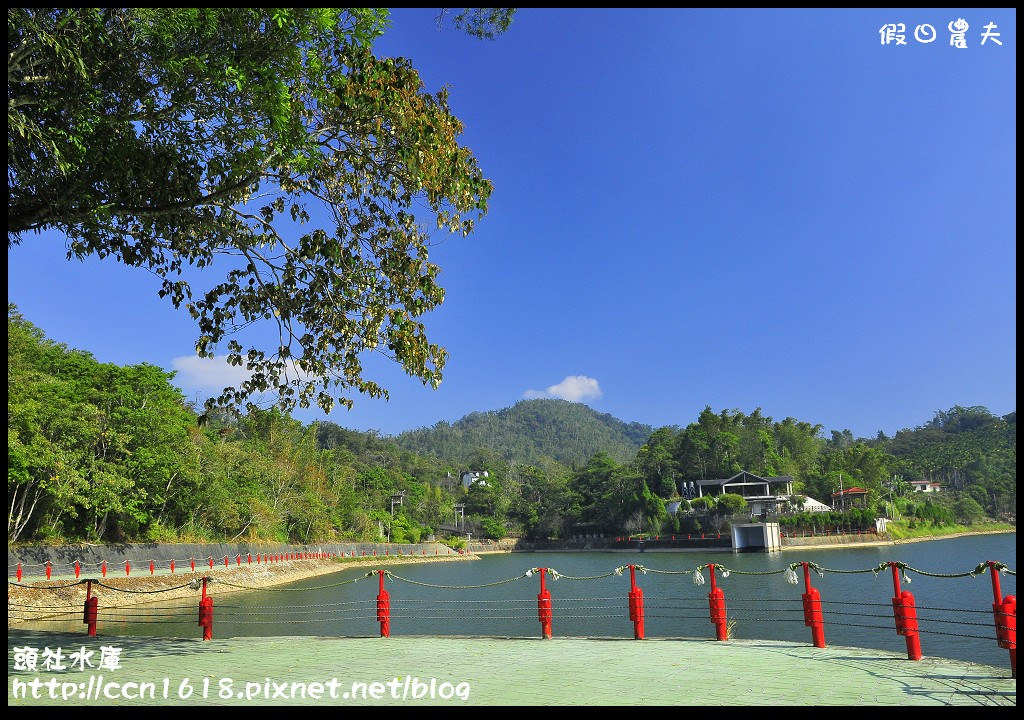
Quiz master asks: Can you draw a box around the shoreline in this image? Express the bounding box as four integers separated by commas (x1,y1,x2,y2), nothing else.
8,553,478,623
474,528,1015,554
775,528,1013,551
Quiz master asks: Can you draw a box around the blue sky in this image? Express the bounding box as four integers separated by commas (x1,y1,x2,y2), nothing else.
7,8,1017,440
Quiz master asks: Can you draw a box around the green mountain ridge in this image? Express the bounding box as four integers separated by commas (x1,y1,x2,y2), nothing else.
391,398,655,467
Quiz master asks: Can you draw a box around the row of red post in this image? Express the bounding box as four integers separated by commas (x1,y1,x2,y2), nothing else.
17,547,458,582
56,560,1017,676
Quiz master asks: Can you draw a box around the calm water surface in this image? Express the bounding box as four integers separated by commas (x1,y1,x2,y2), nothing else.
17,533,1016,669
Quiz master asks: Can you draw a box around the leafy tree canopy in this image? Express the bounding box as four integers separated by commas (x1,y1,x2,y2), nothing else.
8,7,513,415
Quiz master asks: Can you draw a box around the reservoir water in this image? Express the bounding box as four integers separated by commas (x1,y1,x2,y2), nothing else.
15,533,1016,670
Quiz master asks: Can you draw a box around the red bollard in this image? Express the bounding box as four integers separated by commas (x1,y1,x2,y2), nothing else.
125,561,130,576
801,562,826,648
247,553,251,564
989,561,1017,677
236,554,241,566
75,561,81,580
627,565,645,640
707,563,728,641
376,570,391,638
150,560,155,576
190,557,196,572
83,580,98,637
102,561,107,578
45,562,51,580
224,555,229,568
17,563,22,582
889,562,922,660
257,553,261,564
537,568,553,639
208,556,214,570
170,560,175,574
198,577,214,641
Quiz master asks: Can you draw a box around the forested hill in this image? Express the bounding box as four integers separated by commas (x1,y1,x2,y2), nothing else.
392,399,655,466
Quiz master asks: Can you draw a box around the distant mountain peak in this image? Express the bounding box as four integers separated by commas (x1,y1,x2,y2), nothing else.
394,398,654,466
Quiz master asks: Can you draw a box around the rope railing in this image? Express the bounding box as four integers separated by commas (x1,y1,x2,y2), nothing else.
8,558,1016,676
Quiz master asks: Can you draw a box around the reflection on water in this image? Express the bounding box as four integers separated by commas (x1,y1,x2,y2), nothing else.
12,533,1015,669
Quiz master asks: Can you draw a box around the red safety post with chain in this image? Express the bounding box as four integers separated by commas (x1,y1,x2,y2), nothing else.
376,570,391,638
125,560,130,576
75,561,80,580
198,577,214,641
707,563,728,641
537,568,553,639
801,562,826,648
82,580,98,637
889,562,922,660
988,560,1016,678
150,560,155,576
101,561,107,578
17,563,22,582
45,561,51,580
170,559,175,574
627,565,645,640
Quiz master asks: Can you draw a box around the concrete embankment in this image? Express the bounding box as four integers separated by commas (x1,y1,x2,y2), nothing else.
8,541,460,578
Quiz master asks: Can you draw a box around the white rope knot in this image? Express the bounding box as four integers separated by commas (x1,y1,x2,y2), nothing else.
784,567,799,585
525,568,535,578
638,566,648,575
613,566,624,576
902,572,912,585
692,569,705,586
549,569,561,581
721,569,730,578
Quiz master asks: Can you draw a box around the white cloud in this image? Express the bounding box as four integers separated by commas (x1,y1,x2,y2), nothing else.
523,375,603,402
170,354,252,390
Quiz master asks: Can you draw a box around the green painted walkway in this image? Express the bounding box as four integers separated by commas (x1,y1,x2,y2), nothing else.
7,630,1015,706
